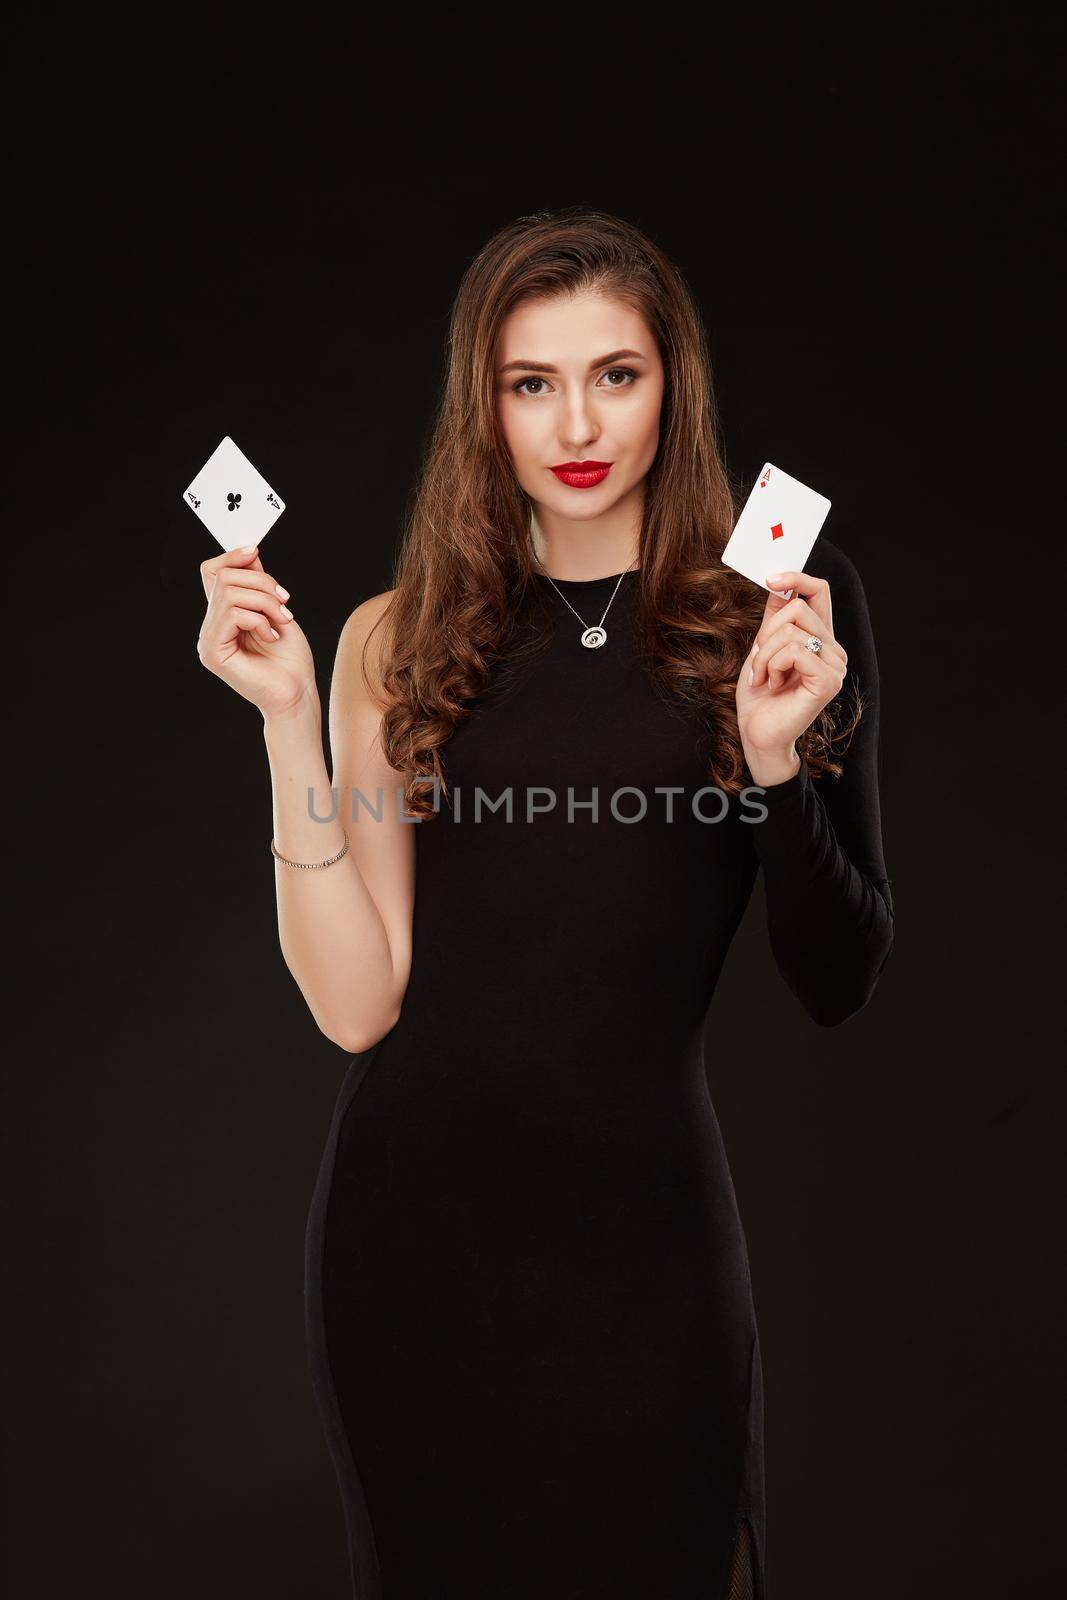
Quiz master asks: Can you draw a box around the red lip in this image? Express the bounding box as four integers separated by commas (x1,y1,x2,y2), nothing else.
550,461,613,488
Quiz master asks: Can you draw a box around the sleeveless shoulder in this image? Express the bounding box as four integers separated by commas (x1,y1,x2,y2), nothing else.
332,588,397,715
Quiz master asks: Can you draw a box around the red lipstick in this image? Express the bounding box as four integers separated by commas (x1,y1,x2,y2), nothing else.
550,460,613,489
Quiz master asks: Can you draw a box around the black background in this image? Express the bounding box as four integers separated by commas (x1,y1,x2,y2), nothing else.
6,11,1062,1597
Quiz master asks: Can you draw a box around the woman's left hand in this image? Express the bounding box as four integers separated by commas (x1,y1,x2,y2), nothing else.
735,568,848,776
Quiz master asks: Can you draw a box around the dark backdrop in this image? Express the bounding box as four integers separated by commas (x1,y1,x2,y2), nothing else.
6,12,1062,1598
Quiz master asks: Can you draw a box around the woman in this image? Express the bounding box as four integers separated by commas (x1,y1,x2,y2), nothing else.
196,207,894,1599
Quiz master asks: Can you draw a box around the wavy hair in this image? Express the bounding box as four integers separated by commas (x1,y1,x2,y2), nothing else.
365,205,861,818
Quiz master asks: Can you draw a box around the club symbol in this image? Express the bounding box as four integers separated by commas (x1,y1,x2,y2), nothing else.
227,492,242,512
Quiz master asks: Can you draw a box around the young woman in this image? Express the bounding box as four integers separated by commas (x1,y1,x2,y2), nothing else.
196,207,894,1600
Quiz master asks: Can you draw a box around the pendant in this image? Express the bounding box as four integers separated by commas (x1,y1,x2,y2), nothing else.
581,626,607,649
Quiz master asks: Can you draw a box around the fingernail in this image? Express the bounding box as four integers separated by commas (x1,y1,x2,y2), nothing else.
275,584,290,601
270,628,280,640
279,605,293,619
753,641,760,654
237,544,258,554
748,667,754,685
766,572,783,584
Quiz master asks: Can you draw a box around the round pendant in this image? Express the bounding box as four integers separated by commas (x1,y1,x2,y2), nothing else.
581,626,607,649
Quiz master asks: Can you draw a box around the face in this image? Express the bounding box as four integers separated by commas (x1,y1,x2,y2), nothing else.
495,290,665,529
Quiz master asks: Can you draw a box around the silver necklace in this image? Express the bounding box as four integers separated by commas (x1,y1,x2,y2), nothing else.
537,567,632,649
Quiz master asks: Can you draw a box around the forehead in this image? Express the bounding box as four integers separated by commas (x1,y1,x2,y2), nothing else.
496,291,649,362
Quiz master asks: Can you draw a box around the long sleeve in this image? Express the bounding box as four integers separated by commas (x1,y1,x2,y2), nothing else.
742,539,895,1027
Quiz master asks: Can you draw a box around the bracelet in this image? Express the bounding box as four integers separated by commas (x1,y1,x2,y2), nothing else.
270,828,350,869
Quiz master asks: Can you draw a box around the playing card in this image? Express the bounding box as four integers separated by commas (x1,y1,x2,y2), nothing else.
721,463,831,598
181,435,286,551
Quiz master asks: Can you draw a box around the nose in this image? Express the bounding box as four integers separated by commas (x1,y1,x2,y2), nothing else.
559,393,600,455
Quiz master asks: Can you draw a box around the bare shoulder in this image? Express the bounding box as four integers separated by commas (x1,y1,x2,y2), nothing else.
332,588,399,714
328,588,416,1005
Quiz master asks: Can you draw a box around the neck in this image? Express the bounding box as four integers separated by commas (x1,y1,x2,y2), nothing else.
528,504,640,582
535,558,639,581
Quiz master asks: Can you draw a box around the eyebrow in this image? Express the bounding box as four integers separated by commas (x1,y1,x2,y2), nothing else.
497,348,648,375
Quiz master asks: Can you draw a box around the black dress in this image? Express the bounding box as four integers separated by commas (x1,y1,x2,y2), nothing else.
305,535,894,1599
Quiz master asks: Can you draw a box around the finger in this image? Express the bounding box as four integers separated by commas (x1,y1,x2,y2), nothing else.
202,603,280,651
751,621,845,687
754,594,833,650
230,606,281,646
762,569,833,631
212,566,289,596
753,627,844,690
200,543,264,598
211,580,294,631
762,640,847,697
211,568,292,607
200,543,262,577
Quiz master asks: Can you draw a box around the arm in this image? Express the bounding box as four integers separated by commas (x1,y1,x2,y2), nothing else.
743,546,895,1027
265,591,415,1052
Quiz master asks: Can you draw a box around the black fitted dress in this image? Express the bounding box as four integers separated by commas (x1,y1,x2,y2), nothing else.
305,534,894,1599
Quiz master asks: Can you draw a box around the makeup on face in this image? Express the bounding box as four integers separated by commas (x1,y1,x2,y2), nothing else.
549,461,614,489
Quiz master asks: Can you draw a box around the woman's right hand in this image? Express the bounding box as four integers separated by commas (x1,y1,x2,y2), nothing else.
197,544,317,720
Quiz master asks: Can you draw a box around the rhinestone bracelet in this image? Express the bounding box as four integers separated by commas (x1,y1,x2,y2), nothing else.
270,828,349,869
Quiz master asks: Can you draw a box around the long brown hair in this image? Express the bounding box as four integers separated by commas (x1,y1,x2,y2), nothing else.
366,205,861,818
